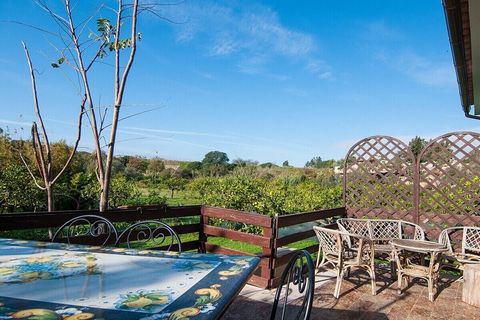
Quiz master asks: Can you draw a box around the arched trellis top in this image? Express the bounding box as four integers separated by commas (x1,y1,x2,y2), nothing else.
343,136,416,221
417,132,480,235
343,132,480,237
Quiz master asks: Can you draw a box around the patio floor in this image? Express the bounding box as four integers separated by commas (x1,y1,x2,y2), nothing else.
223,268,480,320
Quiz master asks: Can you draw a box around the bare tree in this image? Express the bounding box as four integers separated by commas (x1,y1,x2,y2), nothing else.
32,0,143,211
20,42,85,213
17,0,168,210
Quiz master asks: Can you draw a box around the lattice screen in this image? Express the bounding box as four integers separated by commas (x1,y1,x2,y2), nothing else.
418,132,480,236
343,136,416,221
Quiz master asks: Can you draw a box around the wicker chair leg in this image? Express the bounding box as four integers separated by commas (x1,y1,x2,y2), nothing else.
368,267,377,296
397,273,403,295
316,253,326,273
428,277,434,302
334,268,344,298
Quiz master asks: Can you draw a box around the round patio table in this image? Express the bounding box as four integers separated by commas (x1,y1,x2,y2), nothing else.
391,239,448,301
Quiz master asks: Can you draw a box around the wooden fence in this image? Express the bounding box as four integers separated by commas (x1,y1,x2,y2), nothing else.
0,205,346,289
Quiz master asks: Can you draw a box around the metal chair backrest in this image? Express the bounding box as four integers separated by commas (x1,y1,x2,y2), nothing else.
270,250,315,320
115,220,182,252
52,214,118,246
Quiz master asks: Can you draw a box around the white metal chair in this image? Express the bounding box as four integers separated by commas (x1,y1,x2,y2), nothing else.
313,226,376,298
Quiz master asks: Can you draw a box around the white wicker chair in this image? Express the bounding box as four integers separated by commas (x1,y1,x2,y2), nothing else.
313,226,376,298
438,226,480,270
337,218,425,255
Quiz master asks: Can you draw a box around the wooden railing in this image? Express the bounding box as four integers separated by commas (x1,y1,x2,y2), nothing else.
0,205,347,289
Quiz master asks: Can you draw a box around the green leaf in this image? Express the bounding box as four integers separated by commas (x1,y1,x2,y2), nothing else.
51,63,59,68
58,57,65,65
97,18,111,33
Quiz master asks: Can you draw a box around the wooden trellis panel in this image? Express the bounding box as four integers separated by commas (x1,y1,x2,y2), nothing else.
418,132,480,237
344,136,416,222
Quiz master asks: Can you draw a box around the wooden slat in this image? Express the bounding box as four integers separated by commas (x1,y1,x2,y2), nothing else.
202,206,272,228
276,207,346,228
0,206,202,231
273,245,317,268
52,234,117,246
275,229,316,247
161,205,202,218
205,243,255,256
172,223,200,234
203,225,271,248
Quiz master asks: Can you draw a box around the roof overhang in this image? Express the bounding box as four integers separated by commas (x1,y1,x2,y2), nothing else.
443,0,480,117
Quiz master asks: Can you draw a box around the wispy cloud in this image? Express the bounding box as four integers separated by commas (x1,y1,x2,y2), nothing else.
395,51,455,87
162,1,331,80
360,21,455,87
123,126,236,139
0,119,31,126
306,59,333,80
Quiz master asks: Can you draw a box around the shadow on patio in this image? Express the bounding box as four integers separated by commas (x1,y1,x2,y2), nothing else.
223,269,480,320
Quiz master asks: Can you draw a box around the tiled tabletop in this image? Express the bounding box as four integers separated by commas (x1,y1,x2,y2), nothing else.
0,238,259,320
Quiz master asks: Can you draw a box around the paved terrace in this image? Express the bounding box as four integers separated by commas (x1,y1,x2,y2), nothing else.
224,267,480,320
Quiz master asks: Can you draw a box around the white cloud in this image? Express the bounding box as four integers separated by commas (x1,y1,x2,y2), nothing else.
395,51,456,87
361,21,455,88
162,1,330,80
306,59,333,80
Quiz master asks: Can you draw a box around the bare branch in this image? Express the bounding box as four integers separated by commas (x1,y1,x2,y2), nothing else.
22,42,52,179
51,95,86,185
32,122,49,186
0,20,60,37
65,0,105,183
18,152,46,191
101,106,165,130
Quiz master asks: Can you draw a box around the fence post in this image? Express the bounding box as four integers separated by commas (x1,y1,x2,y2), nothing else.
199,205,207,253
258,214,276,288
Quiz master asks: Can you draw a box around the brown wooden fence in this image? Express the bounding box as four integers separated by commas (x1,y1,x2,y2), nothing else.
0,205,346,288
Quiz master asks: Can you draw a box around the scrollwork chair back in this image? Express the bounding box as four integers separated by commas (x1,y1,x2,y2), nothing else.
115,220,182,252
270,250,315,320
52,214,118,246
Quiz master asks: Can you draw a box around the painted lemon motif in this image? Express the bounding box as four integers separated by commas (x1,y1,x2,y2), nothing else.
25,256,52,263
62,261,82,268
64,313,95,320
11,308,59,319
218,270,241,276
123,296,168,308
0,267,14,275
20,272,40,281
235,259,249,266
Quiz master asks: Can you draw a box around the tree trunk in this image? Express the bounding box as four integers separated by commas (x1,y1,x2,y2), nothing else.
46,185,54,239
46,185,54,212
99,185,108,212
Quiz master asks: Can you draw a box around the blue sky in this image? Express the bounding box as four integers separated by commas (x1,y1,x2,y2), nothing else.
0,0,478,166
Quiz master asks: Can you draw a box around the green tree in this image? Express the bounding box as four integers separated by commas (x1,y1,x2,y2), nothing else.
409,136,429,159
305,156,335,168
164,177,187,198
282,160,290,167
147,158,165,177
178,161,202,179
202,151,230,176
